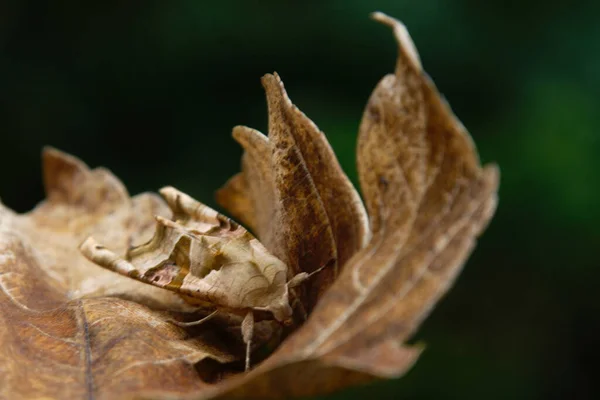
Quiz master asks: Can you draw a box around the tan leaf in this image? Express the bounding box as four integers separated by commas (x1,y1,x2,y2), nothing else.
0,12,499,400
14,148,190,310
0,149,238,400
217,73,371,313
199,12,499,399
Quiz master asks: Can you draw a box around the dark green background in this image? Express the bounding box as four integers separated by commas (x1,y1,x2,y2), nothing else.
1,1,598,399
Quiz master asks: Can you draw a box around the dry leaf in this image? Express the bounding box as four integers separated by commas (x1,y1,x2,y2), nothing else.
0,12,499,400
217,74,371,315
208,12,498,399
0,149,239,400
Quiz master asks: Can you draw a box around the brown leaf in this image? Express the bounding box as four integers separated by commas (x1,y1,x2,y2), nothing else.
218,127,275,251
0,149,237,400
199,12,499,399
0,12,499,400
217,73,370,313
16,148,190,310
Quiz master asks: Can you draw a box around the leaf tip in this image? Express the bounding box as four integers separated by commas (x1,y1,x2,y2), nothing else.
261,72,285,99
483,162,501,210
232,125,259,144
260,71,281,84
158,185,177,199
484,163,501,183
371,11,422,72
41,147,90,203
369,11,393,24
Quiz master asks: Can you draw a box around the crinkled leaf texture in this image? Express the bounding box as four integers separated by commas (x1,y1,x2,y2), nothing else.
0,149,237,400
0,13,498,400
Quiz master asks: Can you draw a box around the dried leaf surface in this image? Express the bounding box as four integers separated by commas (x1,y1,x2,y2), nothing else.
19,148,188,309
195,13,499,399
0,149,236,400
218,74,371,313
0,12,499,400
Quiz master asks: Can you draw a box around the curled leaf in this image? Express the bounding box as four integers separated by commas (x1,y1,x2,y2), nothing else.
0,12,498,400
207,12,498,399
0,150,237,400
218,73,371,313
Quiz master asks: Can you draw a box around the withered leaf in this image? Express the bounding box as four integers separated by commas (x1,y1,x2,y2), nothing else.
206,12,498,400
0,12,499,400
217,73,371,314
0,149,236,400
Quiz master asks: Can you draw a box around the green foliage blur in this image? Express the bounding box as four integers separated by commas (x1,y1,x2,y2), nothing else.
1,1,598,399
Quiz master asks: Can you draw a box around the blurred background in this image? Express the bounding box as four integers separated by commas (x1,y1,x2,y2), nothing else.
0,1,598,399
